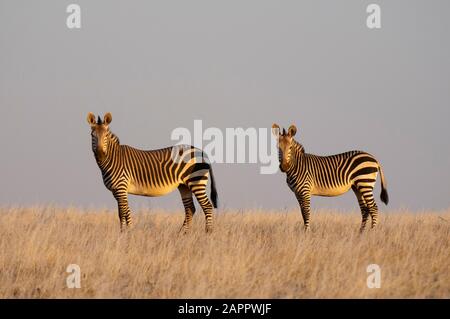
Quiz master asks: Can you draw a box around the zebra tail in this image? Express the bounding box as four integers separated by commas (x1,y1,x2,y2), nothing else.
209,166,218,208
378,164,389,205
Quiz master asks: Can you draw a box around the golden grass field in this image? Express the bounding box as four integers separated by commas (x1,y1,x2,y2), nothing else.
0,206,448,298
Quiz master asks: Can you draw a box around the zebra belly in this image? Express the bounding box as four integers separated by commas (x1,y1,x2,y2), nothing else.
127,182,179,197
310,184,352,197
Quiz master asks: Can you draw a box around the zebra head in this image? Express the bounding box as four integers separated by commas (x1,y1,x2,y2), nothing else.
272,123,297,172
87,112,113,162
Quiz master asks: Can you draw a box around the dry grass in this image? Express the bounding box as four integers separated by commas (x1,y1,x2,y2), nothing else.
0,206,448,298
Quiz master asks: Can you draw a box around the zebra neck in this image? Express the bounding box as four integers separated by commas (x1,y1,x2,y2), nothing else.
286,140,305,174
97,134,120,169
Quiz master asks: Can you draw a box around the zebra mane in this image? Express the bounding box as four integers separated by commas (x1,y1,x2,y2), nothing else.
108,131,120,145
97,116,102,125
292,139,305,154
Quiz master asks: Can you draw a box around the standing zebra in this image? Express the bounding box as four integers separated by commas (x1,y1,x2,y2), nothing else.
272,123,388,232
87,112,218,233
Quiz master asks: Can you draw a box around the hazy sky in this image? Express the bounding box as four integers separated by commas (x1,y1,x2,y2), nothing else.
1,1,449,211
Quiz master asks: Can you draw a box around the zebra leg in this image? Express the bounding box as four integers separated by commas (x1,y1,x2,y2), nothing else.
113,190,132,231
361,188,379,229
190,184,214,233
296,193,311,231
352,186,370,233
178,185,196,234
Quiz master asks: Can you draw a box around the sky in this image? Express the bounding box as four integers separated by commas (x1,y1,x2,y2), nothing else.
0,1,449,211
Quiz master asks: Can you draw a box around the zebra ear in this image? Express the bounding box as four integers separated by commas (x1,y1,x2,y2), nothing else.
272,123,280,136
103,113,112,125
288,125,297,137
87,112,96,126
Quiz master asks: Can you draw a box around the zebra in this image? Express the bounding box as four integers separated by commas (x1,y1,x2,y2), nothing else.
87,112,218,233
272,123,388,232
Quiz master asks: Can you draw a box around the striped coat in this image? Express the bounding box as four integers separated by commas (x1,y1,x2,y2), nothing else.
88,113,217,232
273,124,388,232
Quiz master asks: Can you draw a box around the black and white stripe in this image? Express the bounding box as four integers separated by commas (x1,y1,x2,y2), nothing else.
273,124,388,232
88,113,218,233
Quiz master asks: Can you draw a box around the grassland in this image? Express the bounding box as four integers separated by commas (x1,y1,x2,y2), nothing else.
0,206,448,298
